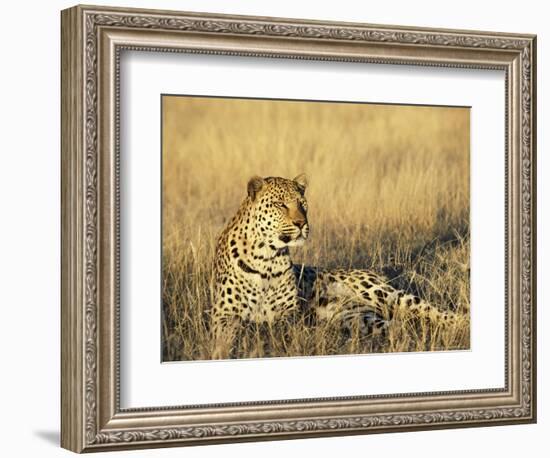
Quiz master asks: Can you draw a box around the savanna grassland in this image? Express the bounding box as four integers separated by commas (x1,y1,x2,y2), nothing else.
162,96,470,361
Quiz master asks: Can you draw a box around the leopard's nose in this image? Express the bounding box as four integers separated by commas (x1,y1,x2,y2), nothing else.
293,219,306,229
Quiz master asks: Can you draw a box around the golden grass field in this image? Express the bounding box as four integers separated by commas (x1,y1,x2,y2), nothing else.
162,96,470,361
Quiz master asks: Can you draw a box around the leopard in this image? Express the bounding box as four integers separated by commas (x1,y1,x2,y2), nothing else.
210,174,461,359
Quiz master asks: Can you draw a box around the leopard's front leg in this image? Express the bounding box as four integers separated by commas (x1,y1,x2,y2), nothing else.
210,306,241,360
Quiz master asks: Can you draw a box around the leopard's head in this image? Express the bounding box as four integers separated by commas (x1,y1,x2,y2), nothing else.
246,174,309,248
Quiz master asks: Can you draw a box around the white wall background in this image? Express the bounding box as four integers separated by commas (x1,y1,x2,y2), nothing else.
0,0,546,456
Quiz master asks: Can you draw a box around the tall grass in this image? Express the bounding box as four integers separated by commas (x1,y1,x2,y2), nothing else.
162,96,470,361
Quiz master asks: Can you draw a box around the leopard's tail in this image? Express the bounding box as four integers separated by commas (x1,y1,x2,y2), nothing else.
390,291,462,326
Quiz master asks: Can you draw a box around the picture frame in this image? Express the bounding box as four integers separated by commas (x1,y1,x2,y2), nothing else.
61,4,536,453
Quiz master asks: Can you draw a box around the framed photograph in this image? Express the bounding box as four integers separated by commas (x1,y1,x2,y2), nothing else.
61,4,537,452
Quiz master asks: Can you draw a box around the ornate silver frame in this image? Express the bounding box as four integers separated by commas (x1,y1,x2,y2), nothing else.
61,4,537,453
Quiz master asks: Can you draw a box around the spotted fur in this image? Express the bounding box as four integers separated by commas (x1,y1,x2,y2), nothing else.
210,175,460,358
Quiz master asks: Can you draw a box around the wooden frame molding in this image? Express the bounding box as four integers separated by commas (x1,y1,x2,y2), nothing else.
61,4,536,453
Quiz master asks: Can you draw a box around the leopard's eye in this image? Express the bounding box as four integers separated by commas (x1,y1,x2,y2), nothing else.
275,201,288,209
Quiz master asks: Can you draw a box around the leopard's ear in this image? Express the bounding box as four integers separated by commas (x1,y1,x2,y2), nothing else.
247,176,265,200
293,173,308,193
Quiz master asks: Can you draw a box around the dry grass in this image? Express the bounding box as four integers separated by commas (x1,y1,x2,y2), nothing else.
162,96,470,361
